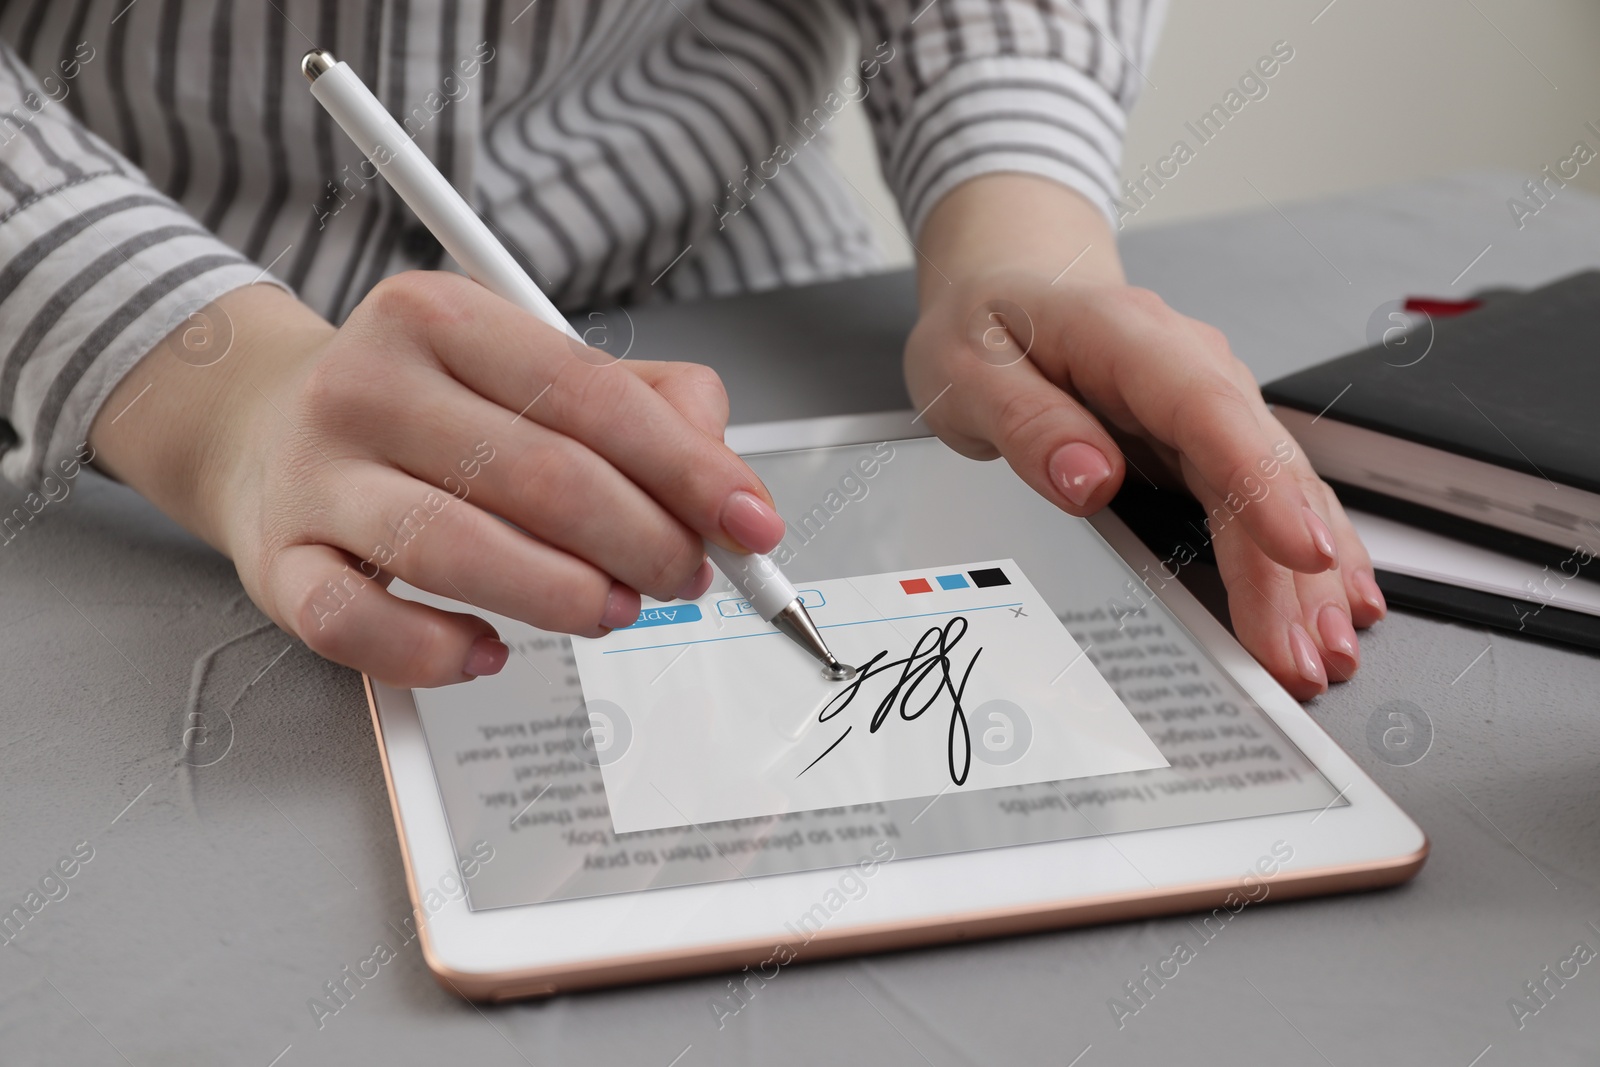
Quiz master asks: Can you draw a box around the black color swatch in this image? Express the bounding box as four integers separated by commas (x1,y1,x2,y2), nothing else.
968,567,1010,588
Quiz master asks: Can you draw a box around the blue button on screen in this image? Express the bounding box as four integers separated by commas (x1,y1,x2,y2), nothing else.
623,604,704,629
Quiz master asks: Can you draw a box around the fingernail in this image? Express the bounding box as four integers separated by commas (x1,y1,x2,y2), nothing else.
1318,604,1359,668
674,558,713,601
721,490,786,553
1288,624,1327,689
1303,506,1338,566
600,582,640,630
1354,569,1387,616
463,636,509,678
1049,442,1112,508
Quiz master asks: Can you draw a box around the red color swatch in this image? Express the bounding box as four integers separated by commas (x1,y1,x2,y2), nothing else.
899,578,933,594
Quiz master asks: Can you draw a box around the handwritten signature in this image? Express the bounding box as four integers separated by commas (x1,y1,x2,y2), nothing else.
798,616,982,785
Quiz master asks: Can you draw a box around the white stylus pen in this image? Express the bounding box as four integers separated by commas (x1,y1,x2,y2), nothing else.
301,49,855,680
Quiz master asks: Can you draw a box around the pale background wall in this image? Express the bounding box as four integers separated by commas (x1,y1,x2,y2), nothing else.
829,0,1600,268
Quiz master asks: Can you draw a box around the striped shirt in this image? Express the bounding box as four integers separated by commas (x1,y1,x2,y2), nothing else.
0,0,1164,489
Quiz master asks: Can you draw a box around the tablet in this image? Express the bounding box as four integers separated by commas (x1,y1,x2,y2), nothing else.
365,414,1427,1001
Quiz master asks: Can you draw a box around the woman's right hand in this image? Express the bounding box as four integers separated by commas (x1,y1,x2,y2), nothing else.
89,271,786,688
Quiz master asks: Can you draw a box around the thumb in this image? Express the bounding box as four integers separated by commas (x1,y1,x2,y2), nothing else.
908,303,1127,515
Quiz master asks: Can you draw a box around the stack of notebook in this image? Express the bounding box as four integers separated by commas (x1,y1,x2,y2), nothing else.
1260,271,1600,649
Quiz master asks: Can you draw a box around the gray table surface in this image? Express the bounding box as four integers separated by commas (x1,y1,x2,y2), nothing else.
5,171,1600,1066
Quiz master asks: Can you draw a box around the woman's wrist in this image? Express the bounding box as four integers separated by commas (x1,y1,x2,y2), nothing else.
88,284,336,555
914,173,1127,305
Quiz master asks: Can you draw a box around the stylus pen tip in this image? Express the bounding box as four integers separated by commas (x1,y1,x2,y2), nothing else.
770,599,855,681
822,659,857,682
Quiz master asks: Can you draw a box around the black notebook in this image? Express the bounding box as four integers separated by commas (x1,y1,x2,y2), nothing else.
1262,270,1600,572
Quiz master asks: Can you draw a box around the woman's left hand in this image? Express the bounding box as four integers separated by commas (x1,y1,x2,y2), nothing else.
906,174,1385,700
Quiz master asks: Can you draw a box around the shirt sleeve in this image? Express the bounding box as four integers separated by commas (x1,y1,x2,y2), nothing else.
843,0,1168,239
0,41,289,491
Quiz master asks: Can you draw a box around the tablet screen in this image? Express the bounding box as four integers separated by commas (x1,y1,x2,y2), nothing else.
406,437,1343,912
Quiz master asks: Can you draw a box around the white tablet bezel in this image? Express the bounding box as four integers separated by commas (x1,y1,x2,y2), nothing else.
365,412,1427,1000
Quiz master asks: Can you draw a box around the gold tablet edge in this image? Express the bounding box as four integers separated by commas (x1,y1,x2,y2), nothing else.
364,674,1430,1004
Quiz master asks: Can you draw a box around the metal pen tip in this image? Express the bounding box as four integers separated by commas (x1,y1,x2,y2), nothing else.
301,48,336,83
771,598,855,682
822,659,857,682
